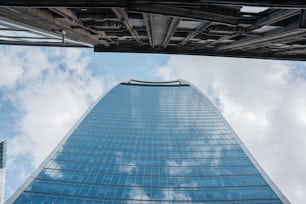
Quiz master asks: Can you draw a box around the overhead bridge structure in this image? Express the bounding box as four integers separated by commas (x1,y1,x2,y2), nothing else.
1,1,306,60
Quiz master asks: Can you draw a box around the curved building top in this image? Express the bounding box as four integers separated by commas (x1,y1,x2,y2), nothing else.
121,79,190,86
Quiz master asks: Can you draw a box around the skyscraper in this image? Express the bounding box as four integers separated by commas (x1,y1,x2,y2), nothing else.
7,80,289,203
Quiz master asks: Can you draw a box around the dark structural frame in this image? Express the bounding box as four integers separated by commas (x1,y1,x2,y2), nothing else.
1,1,306,60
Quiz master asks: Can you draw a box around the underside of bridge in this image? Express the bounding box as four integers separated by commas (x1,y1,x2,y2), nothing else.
1,1,306,60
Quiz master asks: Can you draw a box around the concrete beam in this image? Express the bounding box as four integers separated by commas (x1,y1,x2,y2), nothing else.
0,7,109,46
50,8,111,42
180,21,211,46
112,7,143,45
162,17,180,47
218,20,306,50
94,44,306,61
143,14,153,47
130,4,239,25
1,1,306,9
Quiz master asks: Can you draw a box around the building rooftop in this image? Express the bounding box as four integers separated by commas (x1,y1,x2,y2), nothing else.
121,79,189,86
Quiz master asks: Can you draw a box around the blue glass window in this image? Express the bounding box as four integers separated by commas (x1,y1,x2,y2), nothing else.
9,82,287,203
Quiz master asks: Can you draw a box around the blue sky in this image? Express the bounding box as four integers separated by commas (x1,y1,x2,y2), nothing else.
0,45,306,203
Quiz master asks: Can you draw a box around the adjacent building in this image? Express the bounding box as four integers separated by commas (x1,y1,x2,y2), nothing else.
1,3,306,61
0,140,6,204
6,80,289,203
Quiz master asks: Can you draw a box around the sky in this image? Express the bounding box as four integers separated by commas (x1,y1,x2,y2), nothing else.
0,45,305,203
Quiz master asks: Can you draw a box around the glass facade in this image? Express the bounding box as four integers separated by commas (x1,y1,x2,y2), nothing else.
7,80,289,203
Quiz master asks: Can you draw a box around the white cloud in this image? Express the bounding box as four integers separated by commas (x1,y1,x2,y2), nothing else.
165,188,191,201
156,55,306,204
129,186,150,201
0,47,24,88
129,186,192,203
116,152,138,174
0,46,106,198
1,47,305,204
167,160,192,176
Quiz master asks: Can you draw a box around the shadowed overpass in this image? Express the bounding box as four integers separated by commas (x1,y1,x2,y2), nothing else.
1,1,306,60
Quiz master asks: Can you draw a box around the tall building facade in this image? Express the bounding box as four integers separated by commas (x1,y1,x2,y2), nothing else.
0,140,6,204
7,80,289,203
